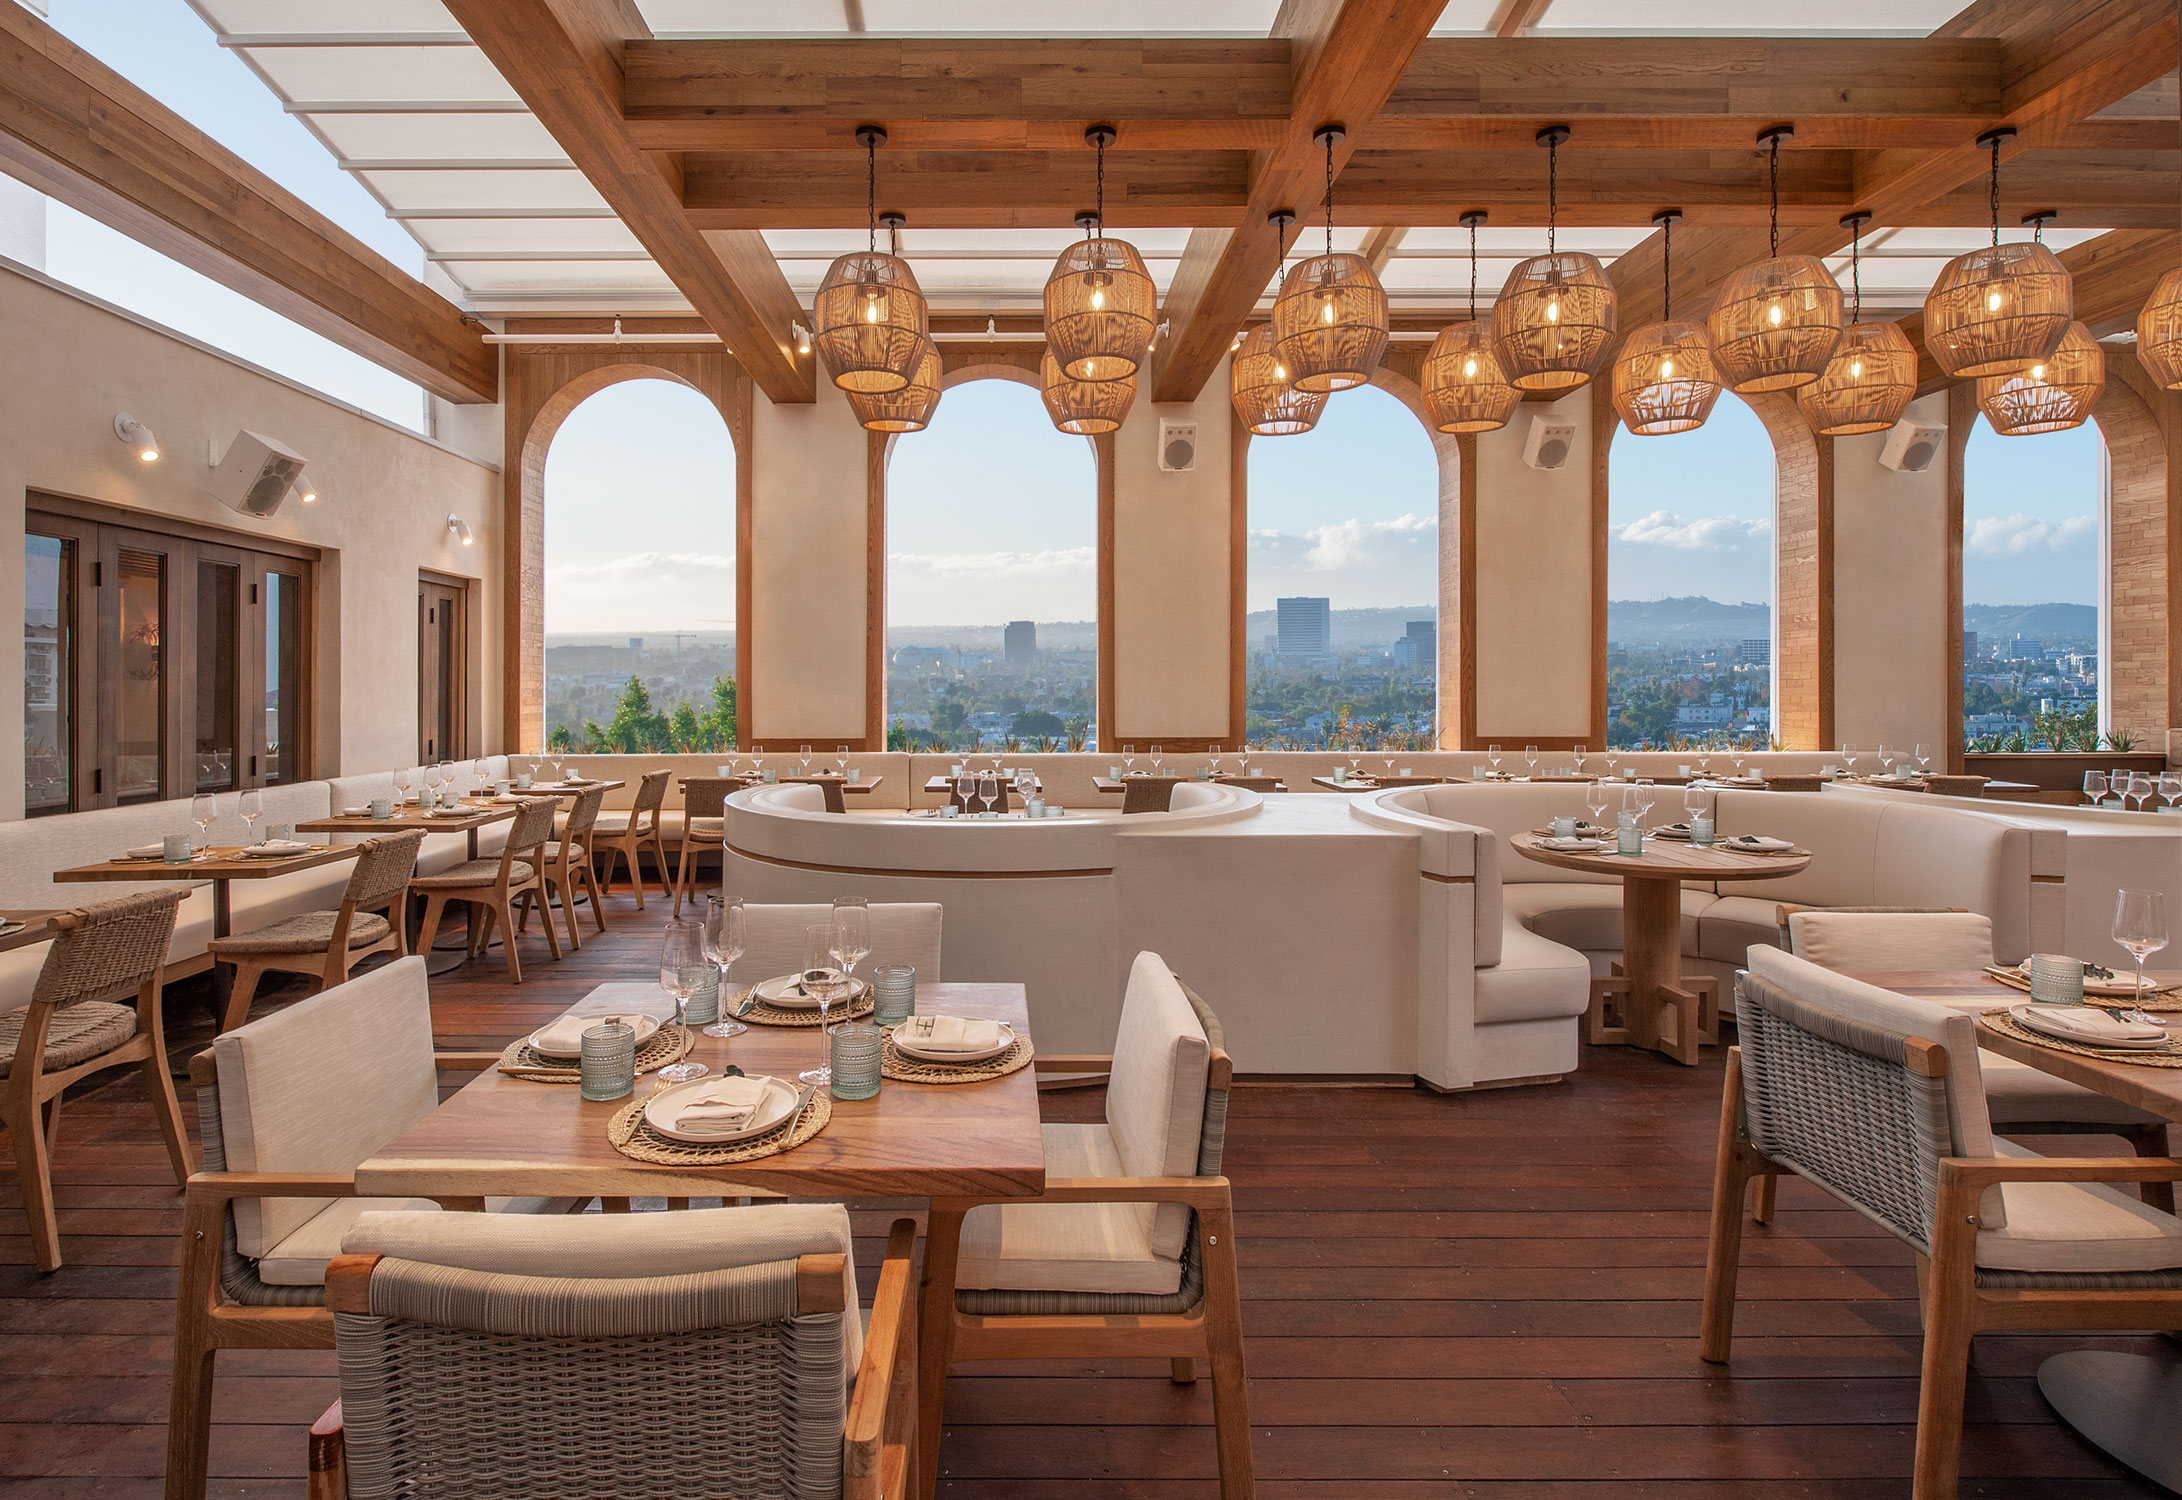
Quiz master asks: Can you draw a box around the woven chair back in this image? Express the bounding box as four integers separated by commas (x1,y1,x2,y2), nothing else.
561,783,607,842
680,777,739,821
1733,971,1953,1252
342,832,425,913
503,797,559,861
632,768,672,814
335,1255,846,1497
32,890,183,1012
1121,778,1175,815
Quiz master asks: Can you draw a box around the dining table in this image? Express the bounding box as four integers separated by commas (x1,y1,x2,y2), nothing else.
51,843,362,944
0,909,62,954
355,980,1048,1203
1513,830,1812,1065
296,800,516,862
1862,967,2182,1491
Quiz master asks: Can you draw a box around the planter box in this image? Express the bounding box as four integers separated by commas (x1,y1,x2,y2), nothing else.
1964,751,2168,795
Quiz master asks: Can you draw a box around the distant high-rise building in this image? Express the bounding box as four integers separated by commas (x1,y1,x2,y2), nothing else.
628,637,642,651
1738,638,1770,666
1277,597,1332,658
1004,620,1036,666
2003,634,2043,662
1962,630,1978,663
1400,620,1435,671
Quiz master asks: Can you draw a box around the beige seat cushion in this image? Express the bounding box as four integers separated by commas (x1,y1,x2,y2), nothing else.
956,1121,1183,1296
1980,1141,2182,1273
1107,951,1210,1261
211,910,392,958
540,840,588,861
590,811,652,835
259,1194,586,1286
1697,894,1793,965
1475,922,1593,1024
0,1000,136,1073
1787,911,1995,973
1980,1053,2163,1128
685,816,724,838
410,858,534,889
1502,882,1713,956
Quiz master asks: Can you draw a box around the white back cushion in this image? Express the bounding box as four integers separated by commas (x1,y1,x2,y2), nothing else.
1107,951,1210,1260
1788,911,1996,973
216,955,440,1256
735,902,944,984
769,783,827,814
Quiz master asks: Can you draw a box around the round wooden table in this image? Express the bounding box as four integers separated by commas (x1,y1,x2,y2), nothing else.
1510,831,1812,1065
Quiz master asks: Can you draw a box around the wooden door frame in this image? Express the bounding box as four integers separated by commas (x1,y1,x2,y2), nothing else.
418,570,472,762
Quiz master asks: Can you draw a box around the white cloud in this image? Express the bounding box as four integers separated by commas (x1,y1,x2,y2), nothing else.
887,547,1096,626
545,551,736,635
889,546,1097,579
1615,510,1771,550
1965,513,2097,557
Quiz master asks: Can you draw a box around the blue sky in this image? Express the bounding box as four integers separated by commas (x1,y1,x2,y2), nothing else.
1607,392,1778,606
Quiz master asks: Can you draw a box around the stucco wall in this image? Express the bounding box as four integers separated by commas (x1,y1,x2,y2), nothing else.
750,384,870,742
1832,392,1951,754
1472,386,1595,740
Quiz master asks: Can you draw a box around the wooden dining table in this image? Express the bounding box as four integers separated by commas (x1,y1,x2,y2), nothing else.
0,909,62,954
296,801,516,861
51,843,361,942
1865,968,2182,1491
355,980,1048,1203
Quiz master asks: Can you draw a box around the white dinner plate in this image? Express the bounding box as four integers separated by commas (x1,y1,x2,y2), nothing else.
644,1074,800,1144
752,972,869,1011
526,1013,662,1058
240,841,315,858
2010,1003,2178,1051
892,1019,1017,1064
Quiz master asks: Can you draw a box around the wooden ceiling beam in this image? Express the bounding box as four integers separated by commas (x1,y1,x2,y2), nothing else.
0,5,495,402
439,0,814,403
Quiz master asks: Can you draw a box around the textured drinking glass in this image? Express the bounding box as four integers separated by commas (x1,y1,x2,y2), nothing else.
1616,812,1642,857
682,964,721,1026
579,1021,636,1101
828,1022,883,1100
1691,818,1716,846
872,963,916,1025
1551,816,1577,838
2027,953,2086,1005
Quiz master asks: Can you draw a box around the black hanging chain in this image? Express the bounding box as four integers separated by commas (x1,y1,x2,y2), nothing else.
1324,133,1335,258
1547,134,1558,255
1662,213,1673,320
1849,221,1862,321
866,136,878,254
1989,132,2001,248
1093,132,1105,239
1768,132,1781,259
1468,216,1478,321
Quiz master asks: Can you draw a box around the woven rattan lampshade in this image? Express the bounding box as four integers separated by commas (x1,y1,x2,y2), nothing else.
2136,267,2182,390
1270,253,1389,394
1796,321,1918,436
1040,348,1135,435
1421,321,1521,434
1490,251,1617,392
1045,237,1156,383
1923,241,2072,379
1977,319,2104,435
1229,323,1326,436
1707,255,1843,394
848,336,941,432
1612,321,1722,436
813,250,929,394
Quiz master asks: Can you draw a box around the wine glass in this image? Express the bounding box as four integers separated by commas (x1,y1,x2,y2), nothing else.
836,745,850,776
1635,778,1658,830
1150,745,1165,777
2161,773,2182,814
1572,744,1587,775
978,772,999,816
1208,744,1224,777
1345,746,1362,779
239,789,263,845
750,746,766,779
831,898,871,991
395,765,415,806
1839,743,1856,778
1015,767,1037,806
1524,745,1540,779
700,896,748,1038
1695,750,1713,778
1487,744,1502,775
2084,771,2109,807
2132,772,2157,812
1122,744,1137,776
1584,779,1609,830
546,753,563,783
438,760,456,797
1383,744,1398,778
798,923,844,1086
1877,745,1895,778
189,793,217,853
954,770,976,814
1619,783,1643,834
2113,889,2169,1024
656,919,711,1084
1728,750,1746,778
1914,744,1933,777
1603,749,1619,779
1684,784,1711,829
799,744,813,777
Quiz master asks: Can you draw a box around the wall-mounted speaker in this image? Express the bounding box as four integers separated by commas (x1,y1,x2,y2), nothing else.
1879,420,1945,474
1158,419,1197,473
1522,414,1576,471
205,430,309,518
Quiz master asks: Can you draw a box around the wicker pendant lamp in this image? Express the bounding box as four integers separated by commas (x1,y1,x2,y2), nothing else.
1040,347,1136,435
1796,212,1918,436
1923,128,2072,379
1612,210,1723,436
1978,319,2104,435
849,334,941,433
2136,94,2182,388
1043,126,1157,383
1422,211,1522,434
1708,127,1842,394
1231,212,1328,436
1491,126,1616,392
812,127,929,395
1270,126,1388,394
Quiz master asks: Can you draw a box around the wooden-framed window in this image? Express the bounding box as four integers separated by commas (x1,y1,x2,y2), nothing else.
24,496,316,816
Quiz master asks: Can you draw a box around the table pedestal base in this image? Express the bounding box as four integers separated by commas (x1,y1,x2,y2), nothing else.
1583,876,1719,1065
2037,1349,2182,1491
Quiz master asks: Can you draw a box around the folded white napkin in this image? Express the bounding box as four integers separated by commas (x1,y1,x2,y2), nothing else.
898,1015,1005,1053
670,1076,774,1136
1536,836,1602,852
530,1013,652,1054
2022,1005,2169,1043
123,843,166,859
1727,835,1795,852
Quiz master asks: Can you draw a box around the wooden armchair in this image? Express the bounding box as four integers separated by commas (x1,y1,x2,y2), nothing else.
307,1209,918,1500
591,767,672,906
3,890,190,1272
530,782,609,951
1703,947,2182,1499
917,954,1251,1500
166,956,580,1500
209,831,424,1032
411,796,561,982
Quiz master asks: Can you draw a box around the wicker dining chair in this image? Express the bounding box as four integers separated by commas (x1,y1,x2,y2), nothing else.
591,767,673,906
208,831,424,1033
673,775,741,916
917,952,1252,1500
528,782,609,951
1702,946,2182,1499
2,890,189,1272
308,1206,917,1500
1120,777,1175,814
410,796,561,982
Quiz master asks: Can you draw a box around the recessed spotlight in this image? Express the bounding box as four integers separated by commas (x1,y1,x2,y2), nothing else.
114,412,158,463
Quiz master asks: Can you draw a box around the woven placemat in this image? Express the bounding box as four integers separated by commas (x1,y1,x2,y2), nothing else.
496,1024,691,1083
881,1031,1035,1084
1981,967,2182,1012
1981,1007,2182,1067
607,1086,833,1164
734,986,875,1029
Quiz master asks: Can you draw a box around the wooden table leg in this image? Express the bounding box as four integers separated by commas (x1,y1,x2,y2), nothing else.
1620,875,1704,1066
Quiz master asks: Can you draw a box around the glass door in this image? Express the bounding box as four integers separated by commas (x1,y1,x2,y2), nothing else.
108,542,172,805
194,556,241,793
418,576,466,763
23,532,78,814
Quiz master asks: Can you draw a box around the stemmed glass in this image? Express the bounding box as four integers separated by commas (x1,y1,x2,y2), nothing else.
1728,750,1745,779
798,923,846,1086
1487,744,1502,775
836,745,850,777
2161,773,2182,813
1383,745,1398,778
955,769,976,814
2084,771,2110,807
701,895,748,1038
1150,745,1165,777
1015,768,1037,806
1684,784,1711,830
1572,745,1587,776
396,765,415,806
1876,745,1894,778
831,898,871,995
1584,779,1609,831
978,772,1000,816
2132,772,2158,812
1603,748,1619,780
1839,743,1856,778
546,753,563,783
1209,745,1224,777
239,790,263,845
799,745,813,777
1345,746,1362,779
1695,750,1713,779
656,919,711,1084
1524,744,1540,779
749,746,766,780
1914,744,1933,777
1634,778,1658,831
2113,889,2168,1025
191,794,217,854
438,760,456,798
1122,745,1137,776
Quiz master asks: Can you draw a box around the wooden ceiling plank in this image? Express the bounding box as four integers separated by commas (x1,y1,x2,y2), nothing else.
440,0,814,403
0,5,495,403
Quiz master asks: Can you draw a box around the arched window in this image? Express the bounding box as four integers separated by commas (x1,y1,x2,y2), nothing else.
540,378,738,752
1243,382,1439,749
1605,393,1777,750
1961,416,2104,750
885,378,1097,751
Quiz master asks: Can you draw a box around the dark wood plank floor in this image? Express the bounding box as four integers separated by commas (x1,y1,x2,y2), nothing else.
1,883,2171,1497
